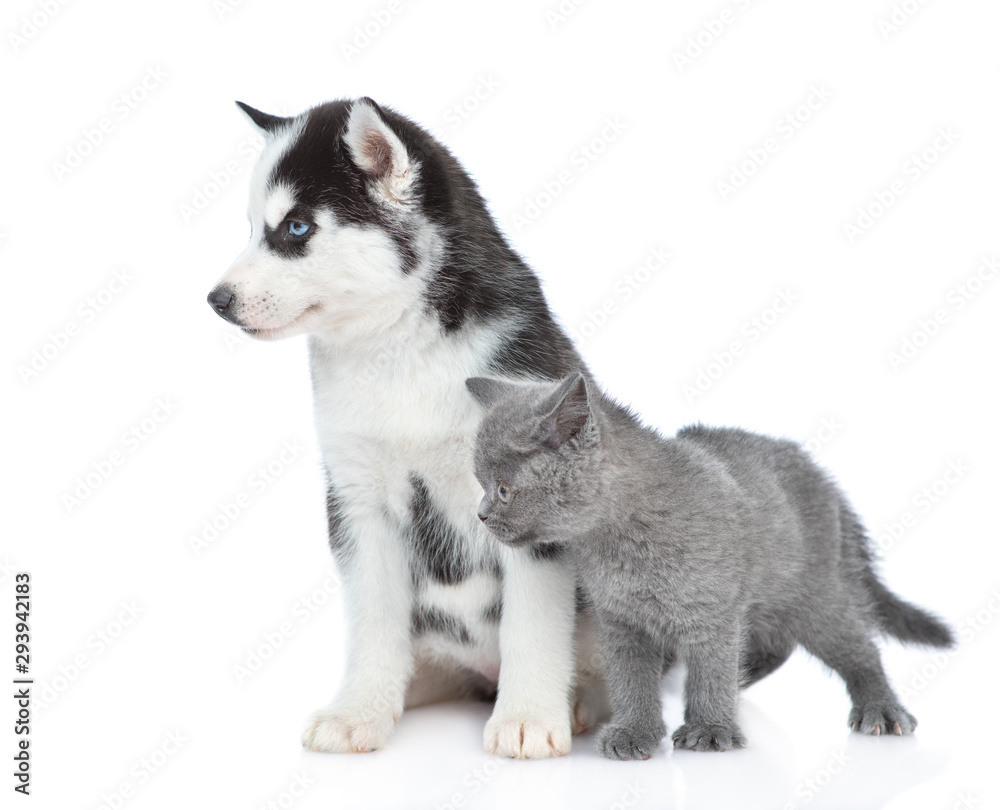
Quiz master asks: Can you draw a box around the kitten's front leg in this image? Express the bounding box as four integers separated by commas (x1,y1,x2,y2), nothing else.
302,502,414,753
595,616,667,760
485,547,576,759
673,623,746,752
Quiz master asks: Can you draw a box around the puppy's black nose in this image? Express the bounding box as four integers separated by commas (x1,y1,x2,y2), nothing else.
207,287,234,314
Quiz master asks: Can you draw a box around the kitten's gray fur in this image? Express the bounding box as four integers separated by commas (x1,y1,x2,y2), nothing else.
466,372,954,758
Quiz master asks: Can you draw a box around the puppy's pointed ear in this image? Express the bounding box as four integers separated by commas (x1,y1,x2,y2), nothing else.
343,97,414,203
466,377,515,409
538,373,591,451
235,101,292,135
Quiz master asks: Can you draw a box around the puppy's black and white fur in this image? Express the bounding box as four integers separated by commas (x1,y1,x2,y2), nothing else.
208,98,604,757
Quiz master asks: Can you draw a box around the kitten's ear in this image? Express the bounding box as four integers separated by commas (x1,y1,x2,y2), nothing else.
343,97,414,203
466,377,515,409
235,101,293,136
539,373,591,451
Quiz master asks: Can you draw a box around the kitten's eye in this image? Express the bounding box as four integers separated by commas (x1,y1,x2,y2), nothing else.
286,220,311,237
497,483,511,504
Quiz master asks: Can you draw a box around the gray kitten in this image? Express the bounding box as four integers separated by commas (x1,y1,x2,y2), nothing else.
466,372,953,758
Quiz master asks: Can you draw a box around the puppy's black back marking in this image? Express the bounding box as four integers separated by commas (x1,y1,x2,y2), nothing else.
409,475,469,584
411,606,473,645
487,300,584,380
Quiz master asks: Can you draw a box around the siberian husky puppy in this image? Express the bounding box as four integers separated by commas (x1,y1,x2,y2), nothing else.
208,97,603,757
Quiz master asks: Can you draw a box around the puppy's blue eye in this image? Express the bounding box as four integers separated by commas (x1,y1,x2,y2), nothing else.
287,221,310,237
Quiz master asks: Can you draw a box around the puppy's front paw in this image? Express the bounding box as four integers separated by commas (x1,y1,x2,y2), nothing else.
848,701,917,736
596,720,665,760
301,705,396,753
485,712,571,759
672,722,746,752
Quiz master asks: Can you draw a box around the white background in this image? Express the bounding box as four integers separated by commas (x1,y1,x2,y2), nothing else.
3,1,999,808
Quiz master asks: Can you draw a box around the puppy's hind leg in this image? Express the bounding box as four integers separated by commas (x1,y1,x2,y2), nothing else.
405,655,497,709
571,604,611,734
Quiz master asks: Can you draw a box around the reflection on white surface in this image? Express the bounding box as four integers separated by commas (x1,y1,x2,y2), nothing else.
295,649,965,810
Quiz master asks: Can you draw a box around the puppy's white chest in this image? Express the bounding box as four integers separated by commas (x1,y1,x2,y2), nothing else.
308,329,490,524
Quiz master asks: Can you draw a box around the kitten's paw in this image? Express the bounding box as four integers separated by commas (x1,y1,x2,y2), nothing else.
596,721,665,761
484,712,571,759
848,701,917,736
672,722,747,752
301,705,396,753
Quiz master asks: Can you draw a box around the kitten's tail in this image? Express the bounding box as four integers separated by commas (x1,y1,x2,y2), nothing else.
841,500,955,648
864,573,955,648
